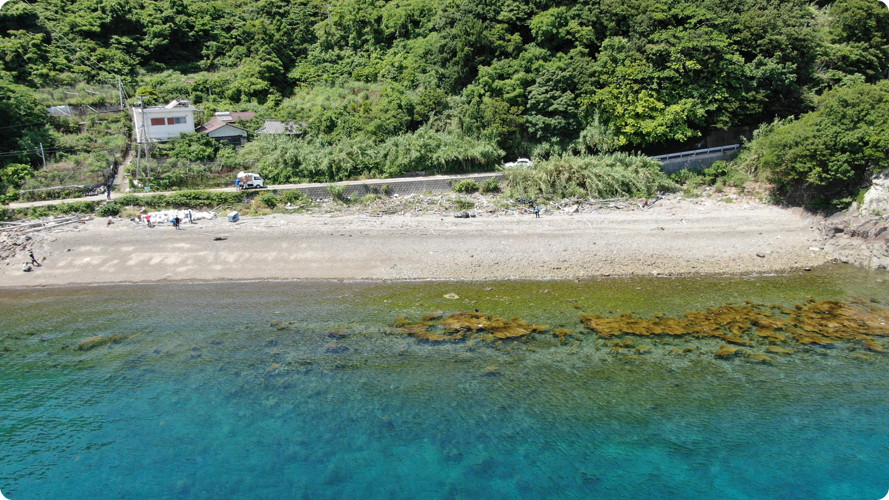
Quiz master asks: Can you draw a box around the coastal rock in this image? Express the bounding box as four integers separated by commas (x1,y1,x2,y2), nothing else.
861,170,889,216
819,173,889,270
821,211,889,270
76,334,123,351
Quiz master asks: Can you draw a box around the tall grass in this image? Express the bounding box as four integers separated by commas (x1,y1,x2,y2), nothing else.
502,153,676,200
238,126,502,184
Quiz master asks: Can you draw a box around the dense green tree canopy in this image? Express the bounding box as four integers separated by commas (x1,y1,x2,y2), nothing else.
2,0,886,149
0,0,887,203
0,81,54,168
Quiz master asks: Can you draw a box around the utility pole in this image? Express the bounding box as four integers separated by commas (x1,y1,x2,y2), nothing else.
117,75,124,111
135,139,141,178
135,96,149,179
38,143,46,168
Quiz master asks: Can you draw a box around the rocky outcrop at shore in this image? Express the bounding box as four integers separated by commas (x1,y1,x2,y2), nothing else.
821,171,889,270
822,214,889,270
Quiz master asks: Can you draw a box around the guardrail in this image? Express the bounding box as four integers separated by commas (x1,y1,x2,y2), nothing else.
651,144,740,160
652,144,741,173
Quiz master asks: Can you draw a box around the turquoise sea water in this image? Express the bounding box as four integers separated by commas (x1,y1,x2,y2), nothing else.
1,267,888,499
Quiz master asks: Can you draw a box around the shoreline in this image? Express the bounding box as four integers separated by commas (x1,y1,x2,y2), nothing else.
0,267,832,291
0,195,832,289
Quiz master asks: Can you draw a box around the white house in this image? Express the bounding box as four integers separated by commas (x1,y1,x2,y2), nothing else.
132,99,199,143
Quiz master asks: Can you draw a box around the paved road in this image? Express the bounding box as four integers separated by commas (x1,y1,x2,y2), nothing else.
6,171,501,209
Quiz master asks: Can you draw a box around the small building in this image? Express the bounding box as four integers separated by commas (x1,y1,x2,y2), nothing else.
48,105,74,117
132,99,199,143
256,119,305,136
196,111,256,147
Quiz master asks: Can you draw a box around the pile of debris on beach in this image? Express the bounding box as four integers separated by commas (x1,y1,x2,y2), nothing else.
133,210,216,225
0,216,89,271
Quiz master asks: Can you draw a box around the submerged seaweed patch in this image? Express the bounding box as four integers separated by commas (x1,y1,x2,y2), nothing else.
580,299,889,359
396,299,889,360
394,311,548,344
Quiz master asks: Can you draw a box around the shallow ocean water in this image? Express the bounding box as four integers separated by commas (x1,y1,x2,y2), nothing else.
1,266,888,499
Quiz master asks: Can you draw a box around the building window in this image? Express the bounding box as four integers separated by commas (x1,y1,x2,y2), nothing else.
167,116,187,125
149,117,165,126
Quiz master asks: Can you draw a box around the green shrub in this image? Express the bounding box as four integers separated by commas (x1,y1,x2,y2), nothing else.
141,193,169,209
327,184,349,203
736,82,889,210
55,201,96,214
159,133,220,162
453,179,479,193
480,178,501,194
356,194,382,204
702,161,730,180
503,152,677,200
34,207,52,218
109,190,246,210
669,168,703,185
97,202,121,217
115,194,142,206
454,198,475,210
282,190,309,204
258,192,278,209
723,169,750,189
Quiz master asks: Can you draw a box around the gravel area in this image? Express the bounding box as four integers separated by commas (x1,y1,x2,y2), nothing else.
0,193,831,287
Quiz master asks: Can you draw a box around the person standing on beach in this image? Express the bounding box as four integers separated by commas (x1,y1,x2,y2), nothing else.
535,205,540,218
146,214,152,228
28,249,41,266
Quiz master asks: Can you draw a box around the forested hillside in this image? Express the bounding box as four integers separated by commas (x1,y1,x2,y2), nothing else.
1,0,888,208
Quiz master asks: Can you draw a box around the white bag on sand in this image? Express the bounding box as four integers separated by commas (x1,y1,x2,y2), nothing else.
145,210,216,224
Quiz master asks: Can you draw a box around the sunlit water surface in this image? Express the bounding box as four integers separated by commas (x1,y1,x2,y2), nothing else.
1,266,888,499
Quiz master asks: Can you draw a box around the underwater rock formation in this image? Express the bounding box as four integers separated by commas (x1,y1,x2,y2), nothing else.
75,334,124,351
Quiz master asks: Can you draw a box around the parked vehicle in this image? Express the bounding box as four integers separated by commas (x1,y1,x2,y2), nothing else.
504,158,533,168
236,171,265,190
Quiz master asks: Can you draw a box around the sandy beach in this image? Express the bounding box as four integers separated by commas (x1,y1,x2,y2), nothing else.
0,195,830,288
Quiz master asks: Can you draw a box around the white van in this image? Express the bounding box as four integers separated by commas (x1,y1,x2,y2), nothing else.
236,171,264,190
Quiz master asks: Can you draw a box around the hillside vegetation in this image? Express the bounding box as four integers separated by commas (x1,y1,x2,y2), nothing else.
1,0,887,209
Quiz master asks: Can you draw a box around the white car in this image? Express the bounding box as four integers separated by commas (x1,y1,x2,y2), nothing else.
504,158,533,168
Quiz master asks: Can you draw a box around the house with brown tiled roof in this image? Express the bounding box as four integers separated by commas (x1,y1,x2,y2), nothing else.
196,111,256,147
